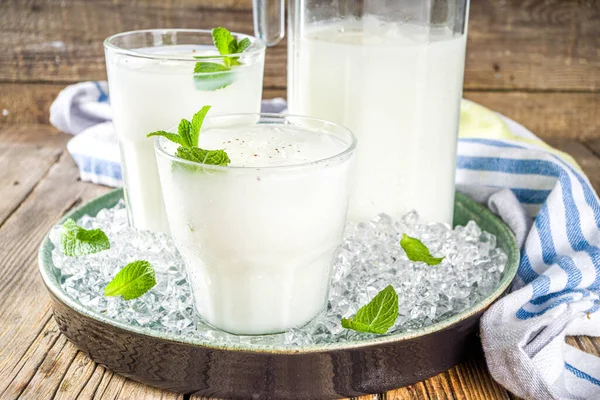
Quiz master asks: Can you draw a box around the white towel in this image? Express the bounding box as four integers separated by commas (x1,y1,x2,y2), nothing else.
49,82,600,400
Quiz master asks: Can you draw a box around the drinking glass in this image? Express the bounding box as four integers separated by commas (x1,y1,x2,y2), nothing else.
104,29,266,232
154,113,356,334
254,0,469,224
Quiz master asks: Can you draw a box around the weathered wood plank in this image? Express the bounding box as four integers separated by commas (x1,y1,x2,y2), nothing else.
1,0,599,91
545,138,600,192
0,314,60,398
0,148,109,397
2,83,600,142
386,381,429,399
446,356,511,400
0,125,67,226
464,92,600,140
0,82,62,126
18,333,80,399
467,0,600,91
584,138,600,160
96,377,184,400
54,350,107,399
77,366,113,399
386,354,511,400
0,0,286,89
567,336,600,357
91,371,128,399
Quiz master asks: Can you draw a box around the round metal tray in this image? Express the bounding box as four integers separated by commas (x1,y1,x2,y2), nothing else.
39,189,519,399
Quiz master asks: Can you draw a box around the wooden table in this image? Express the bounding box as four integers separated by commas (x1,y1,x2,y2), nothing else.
1,1,599,399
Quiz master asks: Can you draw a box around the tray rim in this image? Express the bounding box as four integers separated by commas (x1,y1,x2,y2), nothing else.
38,188,519,354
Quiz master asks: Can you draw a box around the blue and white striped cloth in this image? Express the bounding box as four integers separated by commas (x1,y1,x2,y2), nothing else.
50,82,600,399
464,133,600,399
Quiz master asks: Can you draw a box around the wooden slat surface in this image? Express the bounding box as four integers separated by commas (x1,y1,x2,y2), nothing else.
2,0,599,91
3,84,599,141
1,0,599,142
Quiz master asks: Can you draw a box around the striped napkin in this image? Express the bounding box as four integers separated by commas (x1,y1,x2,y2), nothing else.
50,82,600,399
457,102,600,399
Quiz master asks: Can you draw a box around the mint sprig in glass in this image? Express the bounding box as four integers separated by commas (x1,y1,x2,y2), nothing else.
194,27,256,91
147,105,230,168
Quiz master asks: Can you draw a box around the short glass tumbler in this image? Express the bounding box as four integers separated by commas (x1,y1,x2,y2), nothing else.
104,29,266,233
154,114,356,335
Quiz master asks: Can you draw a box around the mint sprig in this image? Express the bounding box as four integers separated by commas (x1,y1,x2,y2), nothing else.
194,27,253,90
147,106,231,168
400,234,445,266
210,26,248,67
60,219,110,257
341,285,399,334
104,260,156,300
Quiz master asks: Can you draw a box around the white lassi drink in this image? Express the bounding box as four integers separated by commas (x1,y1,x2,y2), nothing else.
288,19,467,224
155,114,356,335
105,30,265,232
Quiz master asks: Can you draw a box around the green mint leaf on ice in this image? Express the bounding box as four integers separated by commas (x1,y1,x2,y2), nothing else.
341,285,399,334
147,106,230,167
60,218,110,257
104,260,156,300
194,27,253,90
400,234,445,266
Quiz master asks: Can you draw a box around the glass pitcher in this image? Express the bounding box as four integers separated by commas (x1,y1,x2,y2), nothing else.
253,0,470,225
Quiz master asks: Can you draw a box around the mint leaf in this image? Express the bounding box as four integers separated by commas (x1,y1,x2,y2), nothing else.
341,285,398,334
400,234,445,265
176,146,231,166
149,108,231,167
147,130,185,146
193,62,235,91
60,219,110,257
211,27,236,55
178,119,192,147
237,37,251,53
190,106,211,147
104,260,156,300
202,149,231,166
193,28,252,90
176,146,208,164
194,61,230,73
226,58,242,67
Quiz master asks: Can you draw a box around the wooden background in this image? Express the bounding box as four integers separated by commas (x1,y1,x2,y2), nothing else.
1,0,600,399
0,0,599,141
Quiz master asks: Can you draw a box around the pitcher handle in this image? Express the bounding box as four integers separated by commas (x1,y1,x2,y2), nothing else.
252,0,284,46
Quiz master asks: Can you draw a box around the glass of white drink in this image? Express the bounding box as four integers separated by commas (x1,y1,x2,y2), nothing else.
254,0,469,225
154,110,356,335
104,29,265,232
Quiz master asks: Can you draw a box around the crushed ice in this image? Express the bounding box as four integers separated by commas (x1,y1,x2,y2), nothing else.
49,201,507,347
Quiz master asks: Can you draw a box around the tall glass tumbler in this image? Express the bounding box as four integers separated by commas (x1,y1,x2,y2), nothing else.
254,0,469,225
155,114,356,335
104,29,266,232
